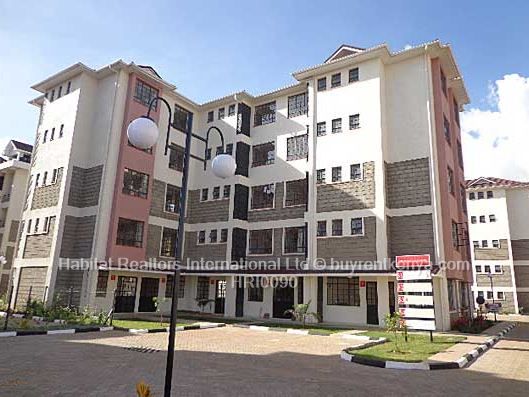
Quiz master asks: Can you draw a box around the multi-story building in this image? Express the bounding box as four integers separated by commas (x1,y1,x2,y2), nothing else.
11,40,471,330
0,140,32,295
467,177,529,314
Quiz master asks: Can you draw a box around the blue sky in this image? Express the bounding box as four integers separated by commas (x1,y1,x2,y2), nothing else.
1,0,528,178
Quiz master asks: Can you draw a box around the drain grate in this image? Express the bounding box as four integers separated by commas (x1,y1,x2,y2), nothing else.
124,346,161,354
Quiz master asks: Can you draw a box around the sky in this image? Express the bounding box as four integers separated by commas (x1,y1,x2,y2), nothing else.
1,0,528,180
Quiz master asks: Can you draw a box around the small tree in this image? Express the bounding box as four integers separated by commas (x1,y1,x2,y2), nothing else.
153,297,167,326
385,312,407,352
284,300,320,328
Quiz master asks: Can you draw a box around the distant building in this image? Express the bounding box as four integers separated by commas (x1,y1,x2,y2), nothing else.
0,140,32,295
467,177,529,314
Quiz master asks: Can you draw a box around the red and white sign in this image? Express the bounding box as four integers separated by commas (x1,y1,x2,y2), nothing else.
397,269,431,281
398,294,433,306
397,282,432,293
396,255,431,269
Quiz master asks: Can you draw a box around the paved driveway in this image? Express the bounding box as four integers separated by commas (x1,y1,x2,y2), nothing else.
0,324,528,396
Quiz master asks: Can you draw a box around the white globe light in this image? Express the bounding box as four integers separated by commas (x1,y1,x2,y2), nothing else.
211,154,236,179
127,117,159,149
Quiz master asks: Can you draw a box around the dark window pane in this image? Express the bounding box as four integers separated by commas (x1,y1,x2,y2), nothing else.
254,101,276,126
116,218,144,247
252,142,275,167
251,184,275,210
286,134,308,161
134,80,158,109
160,227,177,257
122,168,149,198
288,92,308,118
249,229,273,255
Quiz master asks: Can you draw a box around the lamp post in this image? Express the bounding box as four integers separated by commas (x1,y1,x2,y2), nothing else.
486,271,497,322
127,96,236,397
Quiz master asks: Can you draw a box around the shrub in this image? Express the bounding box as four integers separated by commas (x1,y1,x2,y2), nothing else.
452,315,492,334
0,294,8,312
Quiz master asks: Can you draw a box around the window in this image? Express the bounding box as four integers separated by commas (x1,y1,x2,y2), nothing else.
215,145,223,156
332,118,342,133
332,219,343,236
173,104,191,132
351,218,363,235
492,240,500,248
479,215,486,223
317,77,326,91
350,164,362,180
487,191,493,199
225,143,233,155
317,122,326,137
220,228,228,243
444,116,451,144
201,188,208,201
51,169,58,184
210,230,218,243
316,169,326,184
251,184,275,210
165,275,185,299
134,80,158,109
43,130,48,143
196,277,209,300
27,219,32,233
228,104,236,116
116,218,144,247
489,214,496,222
42,217,49,233
42,171,48,185
495,264,502,273
50,89,55,101
252,142,275,167
206,148,212,160
477,191,484,199
288,92,308,118
460,184,467,213
59,124,64,138
440,68,447,96
165,184,180,213
327,277,360,306
223,185,231,198
160,227,177,257
254,101,276,126
473,241,479,248
447,167,455,195
35,173,40,187
332,166,342,182
169,145,184,171
198,231,206,244
451,221,459,248
457,141,463,167
475,265,482,273
349,114,360,130
469,192,475,200
284,227,306,254
212,186,220,200
497,291,504,300
486,291,493,299
317,221,327,237
66,81,71,94
331,73,341,88
249,229,273,254
477,291,484,298
95,271,109,297
248,277,263,301
453,99,460,126
207,111,214,123
471,216,477,224
286,134,308,161
482,240,488,248
349,67,359,83
218,107,225,120
285,179,307,207
50,127,55,141
122,168,149,198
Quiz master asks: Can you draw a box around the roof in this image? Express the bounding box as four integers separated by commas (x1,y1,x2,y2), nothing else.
466,177,529,190
10,140,33,152
324,44,365,63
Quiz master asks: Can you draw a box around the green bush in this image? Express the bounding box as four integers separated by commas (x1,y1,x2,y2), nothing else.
0,294,8,312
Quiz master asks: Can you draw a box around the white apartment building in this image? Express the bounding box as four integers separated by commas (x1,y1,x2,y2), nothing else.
11,41,472,330
0,140,32,296
467,177,529,313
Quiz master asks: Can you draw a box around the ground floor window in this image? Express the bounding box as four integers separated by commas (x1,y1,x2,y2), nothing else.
96,271,109,297
327,277,359,306
247,277,263,302
166,275,185,299
196,277,209,300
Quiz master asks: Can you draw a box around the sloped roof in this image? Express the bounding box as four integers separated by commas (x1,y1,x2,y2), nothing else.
10,140,33,152
466,177,529,189
324,44,365,63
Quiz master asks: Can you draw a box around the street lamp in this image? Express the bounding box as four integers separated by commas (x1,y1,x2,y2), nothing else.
127,96,235,397
486,271,497,322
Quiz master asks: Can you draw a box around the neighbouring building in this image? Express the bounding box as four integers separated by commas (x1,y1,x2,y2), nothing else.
0,140,32,296
466,177,529,314
11,40,472,330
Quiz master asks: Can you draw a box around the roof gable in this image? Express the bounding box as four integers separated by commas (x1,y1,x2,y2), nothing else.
466,176,529,189
325,44,365,63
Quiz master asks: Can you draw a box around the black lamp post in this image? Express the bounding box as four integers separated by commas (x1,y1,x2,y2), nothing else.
487,271,497,322
127,96,236,397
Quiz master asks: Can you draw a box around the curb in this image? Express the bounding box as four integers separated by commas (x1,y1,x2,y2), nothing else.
341,322,517,370
115,322,226,334
233,323,348,336
0,326,114,338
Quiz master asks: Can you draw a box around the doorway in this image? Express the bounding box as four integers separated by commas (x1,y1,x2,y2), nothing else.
138,278,159,312
273,285,294,319
115,276,137,313
215,280,226,314
366,281,379,325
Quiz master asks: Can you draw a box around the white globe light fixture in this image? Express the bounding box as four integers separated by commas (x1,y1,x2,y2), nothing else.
211,153,236,179
127,116,159,149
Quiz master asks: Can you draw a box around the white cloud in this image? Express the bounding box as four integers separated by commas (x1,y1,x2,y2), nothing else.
461,74,529,181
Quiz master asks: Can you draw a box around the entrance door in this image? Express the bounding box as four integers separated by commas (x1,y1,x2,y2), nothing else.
115,276,137,313
273,285,295,319
235,277,244,317
388,281,396,315
138,278,159,312
366,282,379,325
215,280,226,314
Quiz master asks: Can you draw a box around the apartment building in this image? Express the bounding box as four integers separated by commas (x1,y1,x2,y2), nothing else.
467,177,529,314
0,140,32,295
11,40,471,330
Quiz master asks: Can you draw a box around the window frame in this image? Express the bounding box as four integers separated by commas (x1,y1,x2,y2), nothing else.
248,229,273,255
252,142,275,167
254,101,276,126
331,118,342,134
327,277,360,306
133,79,159,109
160,227,177,257
287,92,308,118
250,184,275,210
116,218,144,247
286,134,308,161
349,114,360,130
122,168,149,199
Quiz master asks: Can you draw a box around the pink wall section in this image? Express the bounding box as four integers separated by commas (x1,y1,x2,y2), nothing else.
431,58,472,283
106,73,161,263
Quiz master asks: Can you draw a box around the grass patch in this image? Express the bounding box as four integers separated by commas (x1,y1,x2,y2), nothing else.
2,317,103,332
348,331,465,363
112,320,190,330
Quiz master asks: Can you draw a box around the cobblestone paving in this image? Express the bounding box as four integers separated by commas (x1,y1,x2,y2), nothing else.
0,324,528,396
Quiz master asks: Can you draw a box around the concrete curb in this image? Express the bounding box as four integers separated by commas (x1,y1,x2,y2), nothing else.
234,323,351,336
340,322,517,370
115,322,226,334
0,326,115,338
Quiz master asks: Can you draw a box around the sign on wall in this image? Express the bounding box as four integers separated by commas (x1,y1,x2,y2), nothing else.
396,254,436,331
